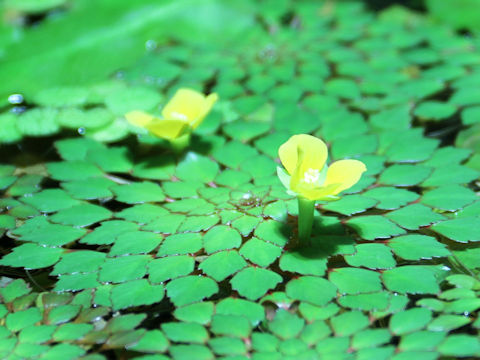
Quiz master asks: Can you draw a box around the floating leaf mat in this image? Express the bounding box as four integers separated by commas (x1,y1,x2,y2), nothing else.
1,1,480,359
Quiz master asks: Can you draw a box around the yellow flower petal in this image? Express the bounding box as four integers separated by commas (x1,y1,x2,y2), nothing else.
324,159,367,195
295,183,342,201
278,134,328,175
161,88,217,127
125,110,156,128
192,93,219,129
145,119,189,141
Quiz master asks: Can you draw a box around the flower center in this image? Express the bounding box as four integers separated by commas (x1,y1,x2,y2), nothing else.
303,168,320,184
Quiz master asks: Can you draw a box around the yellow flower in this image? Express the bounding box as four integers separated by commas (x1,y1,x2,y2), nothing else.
277,134,367,201
125,88,218,140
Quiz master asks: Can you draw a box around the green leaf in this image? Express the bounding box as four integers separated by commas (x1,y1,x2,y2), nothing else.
322,114,368,142
254,220,289,247
47,160,104,182
431,217,480,242
0,279,31,303
422,164,479,187
339,292,390,312
111,181,165,204
34,86,89,107
157,233,202,256
199,250,247,281
111,279,164,311
423,146,471,167
62,177,115,200
286,276,337,306
230,267,282,300
132,155,175,180
0,113,22,143
223,120,270,142
109,231,162,256
169,344,214,360
57,107,114,130
53,323,93,342
47,304,81,325
87,146,133,173
116,204,168,223
390,308,433,335
216,298,265,326
18,325,56,344
6,308,42,332
399,330,446,351
54,273,100,291
166,276,218,307
177,214,219,232
300,320,331,346
143,214,186,234
382,266,440,294
211,314,251,338
346,215,406,240
105,86,161,115
385,136,438,163
352,329,392,350
421,185,477,211
40,343,86,359
17,108,60,136
162,322,208,344
461,105,480,125
321,195,377,216
212,141,258,168
0,243,63,269
331,311,370,336
208,336,246,356
427,315,471,332
174,302,214,325
345,243,396,269
240,155,276,178
385,203,446,230
21,189,80,212
414,101,456,121
231,214,262,236
239,238,282,267
51,250,106,275
379,164,432,186
325,78,361,99
54,137,105,161
49,203,112,226
370,105,411,130
176,152,219,183
329,268,382,295
387,234,450,260
363,187,419,210
203,226,242,254
99,255,150,283
149,255,194,283
251,333,279,352
279,249,327,276
268,309,305,340
13,216,86,246
128,330,169,353
438,335,480,357
80,220,138,245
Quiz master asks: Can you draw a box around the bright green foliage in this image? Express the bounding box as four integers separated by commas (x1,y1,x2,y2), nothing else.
1,0,480,358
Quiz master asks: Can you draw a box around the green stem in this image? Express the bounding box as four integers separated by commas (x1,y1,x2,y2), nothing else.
170,132,191,153
297,196,315,247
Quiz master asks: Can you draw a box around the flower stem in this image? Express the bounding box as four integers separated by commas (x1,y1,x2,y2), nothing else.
170,133,191,153
297,196,315,246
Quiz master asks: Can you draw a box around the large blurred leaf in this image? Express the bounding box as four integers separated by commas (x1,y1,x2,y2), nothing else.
0,0,255,97
426,0,480,31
